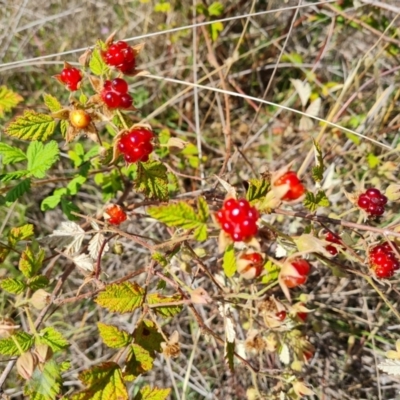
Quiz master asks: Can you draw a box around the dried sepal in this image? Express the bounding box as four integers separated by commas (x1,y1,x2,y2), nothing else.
16,351,38,380
79,48,92,67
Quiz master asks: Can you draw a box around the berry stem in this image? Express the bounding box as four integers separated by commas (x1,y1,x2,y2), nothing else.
116,109,129,130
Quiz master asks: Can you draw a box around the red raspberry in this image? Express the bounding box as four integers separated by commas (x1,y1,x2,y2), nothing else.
325,231,343,256
357,188,387,217
275,311,287,321
101,78,133,109
237,251,264,279
274,171,305,201
59,67,82,91
216,198,259,242
369,241,399,279
117,127,154,163
102,41,136,74
281,258,311,288
105,205,127,225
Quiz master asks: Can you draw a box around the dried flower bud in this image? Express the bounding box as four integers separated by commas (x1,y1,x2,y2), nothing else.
30,289,51,310
386,184,400,202
190,287,212,304
237,251,264,279
33,344,53,363
161,331,180,358
0,317,19,338
16,351,38,380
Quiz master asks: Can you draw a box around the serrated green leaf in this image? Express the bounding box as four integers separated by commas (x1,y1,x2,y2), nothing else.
37,327,69,352
261,260,280,284
8,224,34,247
97,323,131,349
246,178,271,203
136,161,169,201
5,178,31,203
0,143,27,165
210,21,223,41
71,362,128,400
27,140,59,178
61,198,80,221
124,344,154,382
60,119,68,138
41,193,62,210
19,246,45,278
208,2,224,16
27,275,50,291
89,47,108,76
0,86,23,118
96,282,145,313
25,359,62,400
223,244,236,278
367,153,380,169
152,252,168,267
194,224,207,241
5,110,56,141
0,278,26,294
197,196,209,222
147,293,183,318
0,170,29,182
133,319,163,355
0,332,34,355
134,386,171,400
43,93,62,112
67,174,87,195
303,190,330,212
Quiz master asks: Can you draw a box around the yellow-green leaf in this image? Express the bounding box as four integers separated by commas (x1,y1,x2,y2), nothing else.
124,344,154,381
0,86,23,118
89,47,109,76
136,161,169,201
134,386,171,400
95,282,145,313
246,178,270,203
37,327,69,352
147,293,183,318
0,143,27,165
19,246,45,278
0,332,34,356
8,224,34,247
261,260,280,284
5,110,56,141
0,278,26,294
72,362,128,400
223,244,236,278
43,93,62,112
97,323,131,349
133,319,163,355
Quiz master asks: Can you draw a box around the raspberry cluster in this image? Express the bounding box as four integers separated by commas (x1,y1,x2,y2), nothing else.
105,204,127,225
274,171,305,201
358,188,387,217
216,198,259,242
325,231,343,256
117,127,154,163
102,41,136,74
59,67,82,91
369,241,400,279
101,78,133,109
281,258,311,288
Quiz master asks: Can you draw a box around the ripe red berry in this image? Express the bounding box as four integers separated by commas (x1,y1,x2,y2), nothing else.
216,198,259,242
117,127,154,163
105,205,127,225
274,171,305,201
357,188,387,217
281,258,311,288
275,310,287,321
237,251,264,279
102,40,136,74
59,67,82,91
369,241,399,279
325,231,343,256
101,78,133,109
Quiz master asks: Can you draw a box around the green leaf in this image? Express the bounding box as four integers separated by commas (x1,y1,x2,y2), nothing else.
61,198,80,221
210,21,223,41
96,282,145,313
367,153,380,169
303,190,330,212
41,193,63,210
67,174,87,195
0,244,10,263
261,260,280,284
134,386,171,400
197,196,209,222
208,2,224,16
25,359,62,400
37,327,69,352
5,178,31,203
43,93,62,112
8,224,34,247
0,143,27,165
5,110,56,141
133,319,163,355
223,244,236,278
154,2,171,12
0,332,34,355
0,86,23,118
147,293,183,318
19,246,45,278
124,344,154,382
136,161,169,201
0,170,29,182
71,362,128,400
89,47,108,76
97,323,131,349
312,139,324,182
27,275,50,291
246,178,270,203
0,278,26,294
27,140,59,178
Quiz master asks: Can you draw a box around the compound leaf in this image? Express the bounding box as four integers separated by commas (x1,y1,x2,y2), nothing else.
0,332,34,355
27,140,59,178
0,278,26,294
0,142,27,165
37,327,69,352
97,323,131,349
0,86,23,118
136,161,169,201
147,293,183,318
